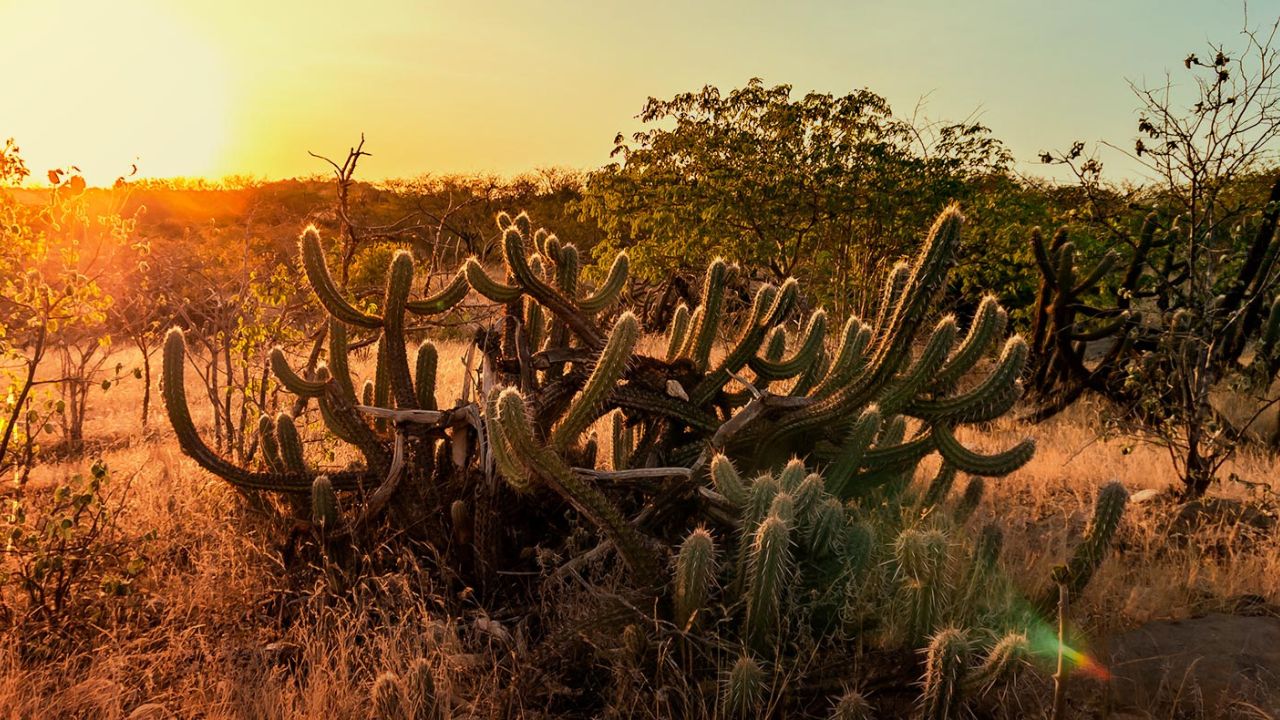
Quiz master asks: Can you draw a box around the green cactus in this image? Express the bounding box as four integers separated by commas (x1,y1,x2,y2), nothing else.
964,632,1029,694
710,453,749,508
921,627,970,720
258,415,284,473
829,690,872,720
370,671,410,720
665,303,692,362
745,513,793,650
312,475,339,529
275,412,306,473
610,410,633,471
405,657,439,720
414,342,438,411
494,388,659,585
952,476,985,525
673,527,717,631
1038,481,1128,609
723,654,766,717
552,312,640,450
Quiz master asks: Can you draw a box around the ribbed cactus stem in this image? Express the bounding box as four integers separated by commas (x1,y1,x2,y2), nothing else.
405,657,438,720
406,269,468,315
964,632,1029,694
920,463,959,510
673,527,717,631
270,347,326,398
931,295,1007,392
830,690,873,720
382,250,419,410
275,412,306,473
934,423,1035,477
665,303,692,361
414,342,438,411
825,406,883,499
163,328,362,491
745,513,793,650
495,388,659,584
258,415,284,473
687,258,727,372
921,627,970,720
311,475,339,529
777,457,807,492
710,453,748,507
552,312,640,450
894,528,949,642
299,226,381,328
578,252,629,313
370,671,409,720
723,654,766,717
609,410,632,471
1062,481,1128,597
464,257,523,303
953,476,985,524
328,319,356,401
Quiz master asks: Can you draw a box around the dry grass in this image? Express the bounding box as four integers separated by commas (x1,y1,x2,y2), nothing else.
3,341,1279,718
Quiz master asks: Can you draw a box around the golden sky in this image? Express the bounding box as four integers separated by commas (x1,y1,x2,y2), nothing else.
0,0,1255,186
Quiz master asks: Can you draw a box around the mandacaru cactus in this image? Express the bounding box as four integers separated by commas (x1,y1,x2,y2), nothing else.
1036,480,1128,611
163,205,1032,597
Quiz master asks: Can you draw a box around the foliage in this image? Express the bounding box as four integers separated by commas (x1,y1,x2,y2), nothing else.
577,79,1013,316
1028,18,1280,495
0,461,151,648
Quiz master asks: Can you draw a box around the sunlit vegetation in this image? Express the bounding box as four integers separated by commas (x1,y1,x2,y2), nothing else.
4,18,1280,720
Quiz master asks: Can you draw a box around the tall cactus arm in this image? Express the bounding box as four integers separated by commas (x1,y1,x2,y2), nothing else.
381,250,419,410
552,312,641,450
933,423,1035,477
692,279,797,405
270,347,327,398
773,207,963,440
327,319,356,402
502,227,605,349
825,406,883,499
877,316,959,415
275,412,307,473
909,337,1028,424
665,303,692,362
750,309,827,380
495,388,659,585
578,252,629,313
258,415,285,473
464,258,524,303
406,269,469,315
414,342,439,411
162,328,369,491
685,258,729,371
810,317,871,398
930,296,1007,392
298,226,382,328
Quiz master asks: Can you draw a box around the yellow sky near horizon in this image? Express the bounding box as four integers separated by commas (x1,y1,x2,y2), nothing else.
0,0,1261,187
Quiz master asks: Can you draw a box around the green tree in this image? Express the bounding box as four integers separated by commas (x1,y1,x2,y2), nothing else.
578,79,1012,317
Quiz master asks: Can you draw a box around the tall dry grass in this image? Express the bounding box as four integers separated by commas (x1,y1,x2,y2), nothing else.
2,339,1278,718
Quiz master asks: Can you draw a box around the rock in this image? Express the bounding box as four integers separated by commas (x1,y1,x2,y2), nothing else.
1128,488,1161,505
1108,613,1280,716
1170,497,1276,537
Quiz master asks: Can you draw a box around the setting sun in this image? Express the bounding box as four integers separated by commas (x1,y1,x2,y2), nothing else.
4,0,229,184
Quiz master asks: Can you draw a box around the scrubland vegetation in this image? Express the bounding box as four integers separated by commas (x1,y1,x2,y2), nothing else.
5,20,1280,720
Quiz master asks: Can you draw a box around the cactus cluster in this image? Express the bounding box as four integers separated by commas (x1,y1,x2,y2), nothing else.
660,456,1123,717
163,205,1033,587
160,205,1079,713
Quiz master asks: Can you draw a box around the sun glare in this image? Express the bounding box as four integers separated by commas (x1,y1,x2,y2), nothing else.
2,0,230,186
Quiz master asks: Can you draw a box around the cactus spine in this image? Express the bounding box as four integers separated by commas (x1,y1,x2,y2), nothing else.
674,527,717,631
